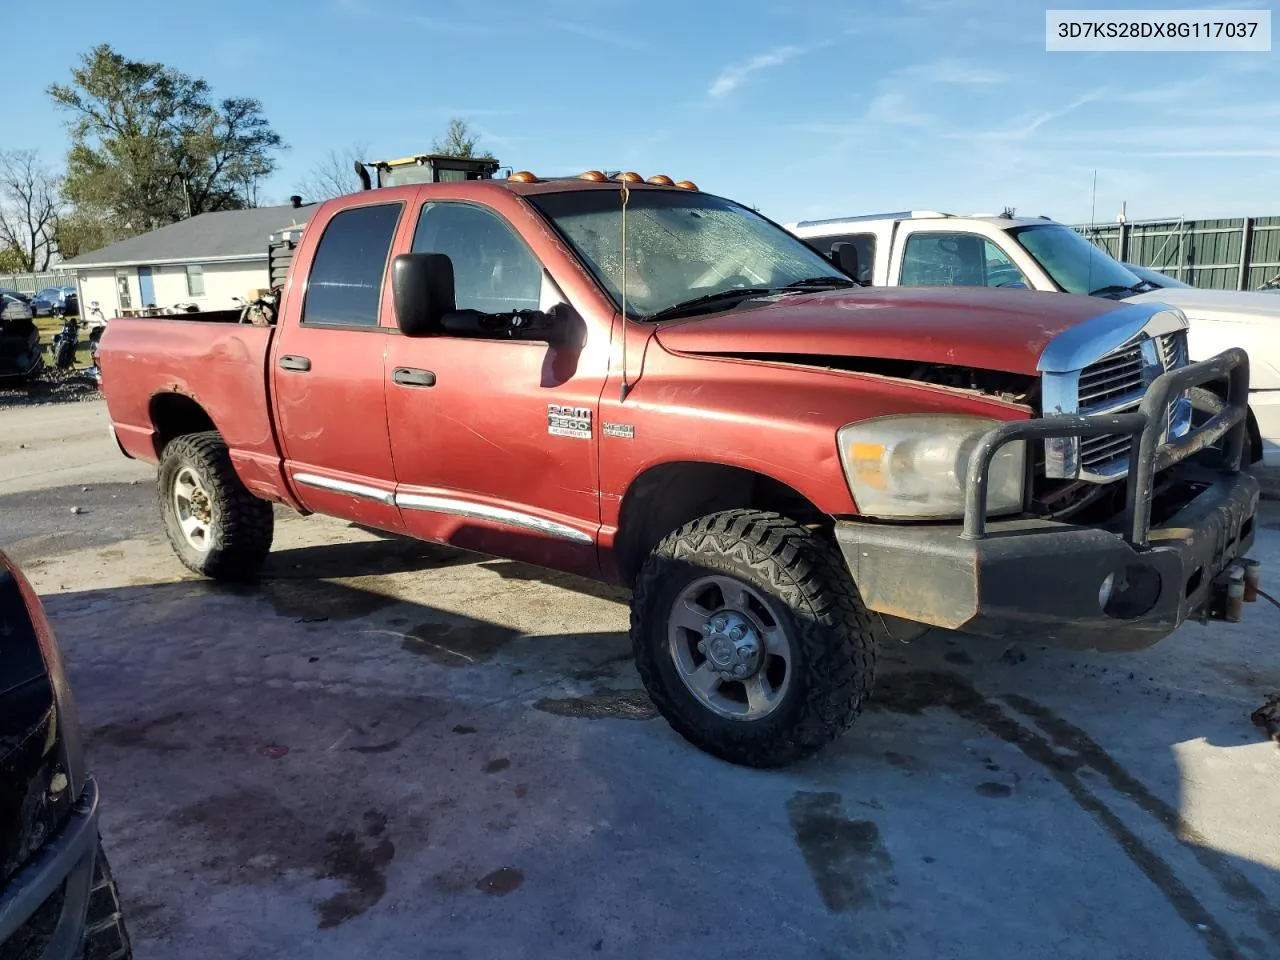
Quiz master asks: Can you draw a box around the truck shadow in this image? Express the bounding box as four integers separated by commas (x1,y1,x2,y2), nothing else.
261,534,474,580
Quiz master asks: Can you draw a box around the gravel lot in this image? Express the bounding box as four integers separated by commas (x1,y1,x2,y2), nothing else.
3,400,1279,960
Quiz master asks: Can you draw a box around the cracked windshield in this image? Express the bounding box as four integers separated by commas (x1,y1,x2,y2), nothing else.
531,190,850,318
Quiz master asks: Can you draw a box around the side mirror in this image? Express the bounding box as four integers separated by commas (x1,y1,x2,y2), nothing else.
392,253,456,337
829,242,861,282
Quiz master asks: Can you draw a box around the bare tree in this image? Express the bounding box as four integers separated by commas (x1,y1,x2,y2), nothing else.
432,118,494,159
295,143,369,202
0,151,62,271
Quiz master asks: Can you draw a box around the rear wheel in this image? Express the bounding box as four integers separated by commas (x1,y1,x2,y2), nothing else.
631,509,877,768
158,431,273,579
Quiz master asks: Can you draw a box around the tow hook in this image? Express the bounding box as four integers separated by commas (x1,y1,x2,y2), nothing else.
1209,558,1261,623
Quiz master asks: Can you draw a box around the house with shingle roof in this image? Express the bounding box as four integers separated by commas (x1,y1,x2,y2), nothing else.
62,201,315,316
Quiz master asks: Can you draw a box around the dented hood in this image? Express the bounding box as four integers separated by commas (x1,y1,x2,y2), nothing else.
653,287,1134,376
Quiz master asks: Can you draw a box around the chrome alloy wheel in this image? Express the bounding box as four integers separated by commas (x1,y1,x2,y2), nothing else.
173,467,214,552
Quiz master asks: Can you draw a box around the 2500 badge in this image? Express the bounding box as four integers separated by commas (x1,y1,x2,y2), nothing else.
548,404,592,439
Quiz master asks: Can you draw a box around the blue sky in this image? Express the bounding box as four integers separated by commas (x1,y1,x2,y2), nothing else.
6,0,1276,225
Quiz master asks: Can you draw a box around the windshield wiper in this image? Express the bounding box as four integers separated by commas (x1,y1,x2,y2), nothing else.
643,287,774,322
1088,283,1144,298
782,276,860,290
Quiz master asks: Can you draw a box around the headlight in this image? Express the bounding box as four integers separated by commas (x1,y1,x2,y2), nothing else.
837,415,1025,520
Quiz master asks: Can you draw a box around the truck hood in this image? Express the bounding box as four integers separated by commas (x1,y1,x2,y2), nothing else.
654,287,1133,376
1127,287,1280,324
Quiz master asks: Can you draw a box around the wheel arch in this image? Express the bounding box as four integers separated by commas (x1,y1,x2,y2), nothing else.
611,460,831,587
148,392,218,458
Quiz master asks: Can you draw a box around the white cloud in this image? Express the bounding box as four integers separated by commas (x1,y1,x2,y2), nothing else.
866,91,935,127
899,58,1007,85
707,45,805,99
551,20,648,50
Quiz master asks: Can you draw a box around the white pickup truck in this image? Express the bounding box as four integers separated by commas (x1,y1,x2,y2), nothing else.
787,211,1280,466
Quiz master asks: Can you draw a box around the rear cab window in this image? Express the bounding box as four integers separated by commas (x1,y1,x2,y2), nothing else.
806,233,876,285
303,203,404,328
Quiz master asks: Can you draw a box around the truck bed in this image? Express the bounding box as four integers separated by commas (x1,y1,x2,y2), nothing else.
98,317,292,504
118,309,243,323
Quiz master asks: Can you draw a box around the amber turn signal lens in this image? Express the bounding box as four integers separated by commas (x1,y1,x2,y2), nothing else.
615,171,643,183
509,171,539,183
578,170,608,181
675,180,698,190
646,174,674,185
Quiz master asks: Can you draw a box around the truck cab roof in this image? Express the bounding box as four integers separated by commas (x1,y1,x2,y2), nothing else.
786,211,1056,237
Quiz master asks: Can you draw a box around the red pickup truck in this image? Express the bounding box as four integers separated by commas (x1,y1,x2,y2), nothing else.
98,171,1258,767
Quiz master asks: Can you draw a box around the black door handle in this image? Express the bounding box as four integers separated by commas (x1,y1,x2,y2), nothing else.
393,367,436,387
279,355,311,372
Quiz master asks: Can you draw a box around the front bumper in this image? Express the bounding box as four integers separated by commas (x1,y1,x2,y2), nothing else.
837,466,1258,650
0,778,100,958
836,347,1258,652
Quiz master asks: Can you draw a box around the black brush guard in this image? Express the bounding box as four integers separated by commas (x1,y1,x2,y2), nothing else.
963,347,1250,545
834,347,1258,650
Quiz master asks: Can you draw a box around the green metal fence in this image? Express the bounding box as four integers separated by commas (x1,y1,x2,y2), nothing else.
1072,216,1280,291
0,271,73,295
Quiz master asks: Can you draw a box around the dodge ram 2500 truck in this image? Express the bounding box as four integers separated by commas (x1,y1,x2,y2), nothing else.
98,172,1258,768
787,210,1280,467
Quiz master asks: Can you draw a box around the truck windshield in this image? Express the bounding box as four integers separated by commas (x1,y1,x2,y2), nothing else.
1010,224,1145,297
528,189,850,319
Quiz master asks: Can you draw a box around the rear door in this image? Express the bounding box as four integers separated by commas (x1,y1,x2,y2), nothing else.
384,196,607,575
270,198,408,533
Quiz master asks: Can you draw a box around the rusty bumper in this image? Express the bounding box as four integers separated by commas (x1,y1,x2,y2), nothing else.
836,465,1258,650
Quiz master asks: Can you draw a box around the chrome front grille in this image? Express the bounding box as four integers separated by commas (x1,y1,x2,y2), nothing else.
1074,331,1189,477
1040,308,1192,484
1077,345,1144,409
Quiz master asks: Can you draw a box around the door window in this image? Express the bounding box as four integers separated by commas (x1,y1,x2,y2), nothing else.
412,203,542,316
303,203,403,327
115,271,132,310
807,233,876,285
900,233,1028,288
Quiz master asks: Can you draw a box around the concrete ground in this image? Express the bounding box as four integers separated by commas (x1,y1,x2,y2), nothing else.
3,400,1280,960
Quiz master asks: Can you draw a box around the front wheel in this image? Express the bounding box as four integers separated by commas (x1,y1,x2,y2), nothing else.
631,510,877,768
157,431,274,579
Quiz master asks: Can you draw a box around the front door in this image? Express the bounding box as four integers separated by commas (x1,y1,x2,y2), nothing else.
137,266,155,308
385,198,607,575
115,271,132,312
270,199,408,533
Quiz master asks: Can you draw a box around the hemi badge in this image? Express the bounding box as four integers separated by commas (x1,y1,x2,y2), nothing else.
603,423,635,439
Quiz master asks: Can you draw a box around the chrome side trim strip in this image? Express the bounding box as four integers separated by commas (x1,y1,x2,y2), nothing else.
395,493,593,544
293,472,396,505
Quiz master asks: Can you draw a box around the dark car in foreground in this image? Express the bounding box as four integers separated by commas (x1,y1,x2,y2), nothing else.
0,296,42,383
0,551,131,959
